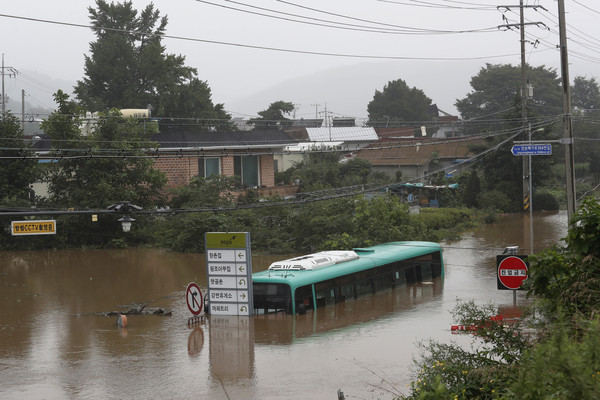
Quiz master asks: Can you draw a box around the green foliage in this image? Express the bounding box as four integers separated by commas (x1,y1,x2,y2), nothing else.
524,196,600,319
461,171,481,208
455,63,562,122
152,193,474,254
572,76,600,114
169,175,241,208
532,191,559,211
42,93,166,210
0,113,39,207
367,79,433,127
510,319,600,399
75,0,232,131
286,153,390,192
34,92,167,248
248,100,294,130
403,300,527,400
477,190,512,213
152,212,233,252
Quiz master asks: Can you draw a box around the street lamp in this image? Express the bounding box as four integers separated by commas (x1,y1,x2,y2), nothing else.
108,201,142,233
117,215,136,232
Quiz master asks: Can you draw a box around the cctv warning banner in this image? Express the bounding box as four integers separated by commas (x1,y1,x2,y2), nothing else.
11,220,57,236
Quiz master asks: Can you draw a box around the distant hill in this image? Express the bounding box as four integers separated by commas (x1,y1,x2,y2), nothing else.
223,60,482,121
4,69,75,116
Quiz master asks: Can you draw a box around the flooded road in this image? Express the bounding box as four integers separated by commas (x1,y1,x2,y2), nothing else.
0,211,567,399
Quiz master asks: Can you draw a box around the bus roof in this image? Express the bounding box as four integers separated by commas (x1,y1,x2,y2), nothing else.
252,241,442,289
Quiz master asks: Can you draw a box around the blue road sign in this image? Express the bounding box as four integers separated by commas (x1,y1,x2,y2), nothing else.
511,144,552,156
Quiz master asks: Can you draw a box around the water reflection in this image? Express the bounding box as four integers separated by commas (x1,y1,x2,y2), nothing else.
253,279,443,344
0,211,568,400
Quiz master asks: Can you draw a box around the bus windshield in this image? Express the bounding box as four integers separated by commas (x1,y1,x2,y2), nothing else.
253,282,292,314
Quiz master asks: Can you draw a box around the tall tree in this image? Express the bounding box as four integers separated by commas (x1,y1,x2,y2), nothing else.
367,79,433,127
248,101,295,130
74,0,232,131
461,170,481,208
455,63,562,122
41,90,166,209
0,113,39,206
572,76,600,115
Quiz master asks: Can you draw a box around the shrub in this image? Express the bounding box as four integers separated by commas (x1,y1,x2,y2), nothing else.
477,190,513,213
532,191,559,211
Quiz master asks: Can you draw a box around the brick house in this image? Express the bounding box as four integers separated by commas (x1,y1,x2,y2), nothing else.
151,130,303,197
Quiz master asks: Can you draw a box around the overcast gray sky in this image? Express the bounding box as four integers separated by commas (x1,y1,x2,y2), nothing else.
1,0,599,120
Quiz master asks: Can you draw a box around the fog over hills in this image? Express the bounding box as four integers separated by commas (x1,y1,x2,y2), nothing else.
222,60,483,121
4,69,75,116
7,60,484,123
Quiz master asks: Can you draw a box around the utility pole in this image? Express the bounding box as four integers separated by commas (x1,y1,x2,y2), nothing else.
558,0,577,223
22,89,25,133
519,0,530,215
498,3,546,215
311,103,320,119
292,103,300,120
1,54,19,116
318,104,333,142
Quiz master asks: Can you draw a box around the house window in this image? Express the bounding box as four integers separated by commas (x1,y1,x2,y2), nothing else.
198,157,220,178
274,159,279,173
234,155,259,187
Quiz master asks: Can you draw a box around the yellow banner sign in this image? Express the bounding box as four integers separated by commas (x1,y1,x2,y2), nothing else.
12,220,57,236
205,232,247,248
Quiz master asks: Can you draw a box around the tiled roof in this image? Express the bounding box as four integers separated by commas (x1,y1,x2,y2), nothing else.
32,130,303,151
356,137,484,167
153,130,302,149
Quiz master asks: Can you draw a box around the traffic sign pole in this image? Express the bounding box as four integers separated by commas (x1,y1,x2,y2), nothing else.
205,232,253,316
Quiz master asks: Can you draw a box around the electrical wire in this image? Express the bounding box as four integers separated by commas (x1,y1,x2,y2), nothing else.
0,13,530,61
0,117,561,160
205,0,500,34
376,0,497,11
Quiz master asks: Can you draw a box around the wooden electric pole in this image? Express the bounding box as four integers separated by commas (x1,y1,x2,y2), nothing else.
557,0,577,223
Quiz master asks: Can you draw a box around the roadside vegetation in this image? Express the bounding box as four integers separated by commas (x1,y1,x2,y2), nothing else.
399,196,600,399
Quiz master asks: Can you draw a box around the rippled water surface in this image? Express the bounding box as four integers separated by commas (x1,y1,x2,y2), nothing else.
0,211,567,399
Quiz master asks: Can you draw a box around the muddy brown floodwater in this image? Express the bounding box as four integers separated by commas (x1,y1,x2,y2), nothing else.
0,211,567,399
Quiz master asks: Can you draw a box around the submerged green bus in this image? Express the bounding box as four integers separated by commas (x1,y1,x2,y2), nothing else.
252,241,444,315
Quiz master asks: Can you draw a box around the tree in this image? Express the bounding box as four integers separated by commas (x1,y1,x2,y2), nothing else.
41,91,166,209
572,76,600,114
74,0,232,131
248,101,295,130
461,170,481,208
454,64,564,212
0,113,39,206
455,63,562,122
367,79,433,127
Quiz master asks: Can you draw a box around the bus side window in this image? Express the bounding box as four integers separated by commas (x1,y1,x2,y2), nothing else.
315,280,336,306
420,262,433,280
295,285,314,311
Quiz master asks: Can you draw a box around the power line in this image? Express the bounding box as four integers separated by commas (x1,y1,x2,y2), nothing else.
0,12,529,62
376,0,497,11
205,0,500,34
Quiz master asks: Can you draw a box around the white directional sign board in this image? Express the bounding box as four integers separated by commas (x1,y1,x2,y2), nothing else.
205,232,253,316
